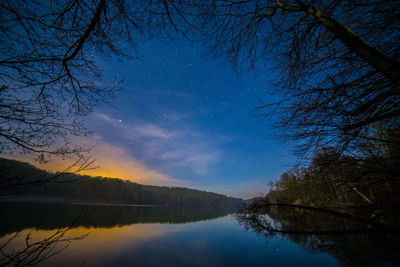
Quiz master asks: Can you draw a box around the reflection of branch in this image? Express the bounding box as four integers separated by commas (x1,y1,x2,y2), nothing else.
0,209,88,266
237,212,400,236
236,202,400,237
0,228,87,266
246,201,400,229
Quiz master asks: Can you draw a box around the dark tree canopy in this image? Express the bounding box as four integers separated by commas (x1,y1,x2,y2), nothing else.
0,0,189,159
2,0,398,158
195,0,400,154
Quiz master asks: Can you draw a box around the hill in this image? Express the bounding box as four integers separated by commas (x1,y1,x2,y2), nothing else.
0,158,243,207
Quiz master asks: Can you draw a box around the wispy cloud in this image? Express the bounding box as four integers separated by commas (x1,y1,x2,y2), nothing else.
135,124,177,139
91,112,223,177
160,150,221,175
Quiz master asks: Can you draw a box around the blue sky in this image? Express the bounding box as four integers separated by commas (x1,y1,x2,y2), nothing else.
77,38,296,199
10,40,296,198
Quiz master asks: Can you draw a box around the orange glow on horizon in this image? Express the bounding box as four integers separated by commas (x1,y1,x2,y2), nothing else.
7,137,185,187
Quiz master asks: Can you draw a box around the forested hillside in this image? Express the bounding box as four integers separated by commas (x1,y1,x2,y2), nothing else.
263,128,400,218
0,158,243,207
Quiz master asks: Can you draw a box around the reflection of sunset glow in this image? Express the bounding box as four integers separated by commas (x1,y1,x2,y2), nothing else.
0,223,181,266
9,138,185,187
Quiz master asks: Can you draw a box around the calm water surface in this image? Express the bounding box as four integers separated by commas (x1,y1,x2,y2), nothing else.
1,201,398,266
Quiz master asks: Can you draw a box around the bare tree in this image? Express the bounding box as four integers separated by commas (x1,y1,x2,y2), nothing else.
195,0,400,154
0,0,190,160
0,0,193,192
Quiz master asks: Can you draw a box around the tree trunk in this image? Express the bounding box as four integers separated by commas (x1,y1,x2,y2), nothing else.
276,1,400,88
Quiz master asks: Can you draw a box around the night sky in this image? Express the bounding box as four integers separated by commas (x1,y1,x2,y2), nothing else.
44,39,296,199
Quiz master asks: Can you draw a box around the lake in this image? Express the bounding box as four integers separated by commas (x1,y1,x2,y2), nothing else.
1,201,399,266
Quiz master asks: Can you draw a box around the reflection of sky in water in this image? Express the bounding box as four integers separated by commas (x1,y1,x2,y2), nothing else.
1,215,338,266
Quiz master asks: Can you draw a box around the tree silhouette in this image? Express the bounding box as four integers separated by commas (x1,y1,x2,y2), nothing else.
196,0,400,154
0,0,195,193
0,0,189,160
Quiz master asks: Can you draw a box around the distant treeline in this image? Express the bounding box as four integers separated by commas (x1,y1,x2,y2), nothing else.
0,158,243,207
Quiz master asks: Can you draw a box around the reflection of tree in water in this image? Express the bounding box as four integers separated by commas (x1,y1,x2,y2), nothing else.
0,227,88,266
236,206,400,266
0,202,236,237
0,202,235,265
0,208,88,266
